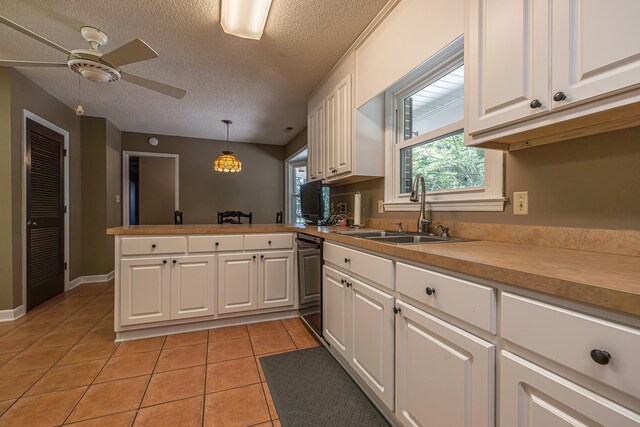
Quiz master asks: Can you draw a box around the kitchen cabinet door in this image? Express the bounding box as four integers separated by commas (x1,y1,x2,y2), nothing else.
307,102,325,181
258,250,293,309
500,351,640,427
333,74,352,175
120,257,171,326
323,265,350,360
551,0,640,110
217,252,258,314
350,277,394,410
467,0,549,134
395,300,494,427
170,255,215,320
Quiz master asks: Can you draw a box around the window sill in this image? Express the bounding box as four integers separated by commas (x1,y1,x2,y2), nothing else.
384,197,507,212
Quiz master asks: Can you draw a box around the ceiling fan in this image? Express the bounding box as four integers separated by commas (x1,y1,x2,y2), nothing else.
0,16,186,99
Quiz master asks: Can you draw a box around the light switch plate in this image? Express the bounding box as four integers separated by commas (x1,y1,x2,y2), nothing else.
378,200,384,214
513,191,528,215
116,194,120,203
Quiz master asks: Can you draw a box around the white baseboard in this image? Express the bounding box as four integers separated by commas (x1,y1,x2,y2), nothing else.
68,270,115,291
0,305,26,322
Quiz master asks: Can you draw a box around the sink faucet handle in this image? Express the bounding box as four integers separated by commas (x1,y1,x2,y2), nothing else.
391,221,403,232
435,224,450,238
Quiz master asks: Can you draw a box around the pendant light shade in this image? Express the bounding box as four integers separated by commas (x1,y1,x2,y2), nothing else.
214,120,242,173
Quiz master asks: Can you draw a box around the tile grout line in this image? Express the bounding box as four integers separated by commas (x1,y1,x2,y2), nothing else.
202,331,210,427
60,288,121,425
129,335,166,426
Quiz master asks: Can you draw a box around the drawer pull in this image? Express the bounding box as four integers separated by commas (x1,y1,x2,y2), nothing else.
553,91,567,102
344,258,350,263
151,244,157,249
393,307,401,315
268,240,272,245
590,349,611,365
425,287,436,296
215,242,219,246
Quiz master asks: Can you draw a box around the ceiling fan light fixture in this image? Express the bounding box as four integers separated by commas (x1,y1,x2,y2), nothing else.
220,0,273,40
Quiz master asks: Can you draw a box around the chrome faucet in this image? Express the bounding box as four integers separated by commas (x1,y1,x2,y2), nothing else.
409,174,432,234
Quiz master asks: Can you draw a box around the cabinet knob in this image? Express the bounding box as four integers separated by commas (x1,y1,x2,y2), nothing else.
151,244,157,249
252,255,256,259
172,259,177,264
425,287,436,296
162,260,167,264
346,281,352,288
344,258,350,263
529,99,542,109
393,307,401,315
553,91,567,102
341,279,346,284
590,349,611,365
260,254,265,259
215,242,219,246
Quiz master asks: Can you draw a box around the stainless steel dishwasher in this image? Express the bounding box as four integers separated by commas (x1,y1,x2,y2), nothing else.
296,233,323,338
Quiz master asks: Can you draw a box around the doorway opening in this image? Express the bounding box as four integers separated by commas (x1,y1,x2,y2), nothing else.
123,151,179,226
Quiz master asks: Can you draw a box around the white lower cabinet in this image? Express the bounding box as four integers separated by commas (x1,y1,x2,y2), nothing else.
120,257,171,326
350,276,394,409
323,265,350,359
258,250,293,309
395,300,495,427
218,252,258,314
121,255,215,325
170,255,215,320
219,250,294,315
500,351,640,427
323,264,395,409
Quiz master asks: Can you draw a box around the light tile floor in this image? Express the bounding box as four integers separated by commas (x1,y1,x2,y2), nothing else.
0,281,319,426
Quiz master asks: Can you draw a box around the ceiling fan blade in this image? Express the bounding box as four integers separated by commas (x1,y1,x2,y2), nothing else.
0,60,68,68
0,15,70,55
121,72,186,99
101,39,158,67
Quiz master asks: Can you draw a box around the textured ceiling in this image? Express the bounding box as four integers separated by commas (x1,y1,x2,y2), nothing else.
0,0,388,145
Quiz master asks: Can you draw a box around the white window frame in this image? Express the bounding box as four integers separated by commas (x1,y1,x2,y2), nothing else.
285,148,308,224
383,37,505,212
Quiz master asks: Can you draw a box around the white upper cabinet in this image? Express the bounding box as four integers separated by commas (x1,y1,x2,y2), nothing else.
307,52,384,184
326,74,353,177
551,0,640,109
467,0,549,133
466,0,640,149
307,102,325,181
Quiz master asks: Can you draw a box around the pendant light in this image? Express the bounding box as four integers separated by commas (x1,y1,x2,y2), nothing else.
214,120,242,173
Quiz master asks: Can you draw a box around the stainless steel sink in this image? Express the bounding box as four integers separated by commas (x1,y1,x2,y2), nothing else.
336,230,468,245
335,230,406,238
366,235,465,244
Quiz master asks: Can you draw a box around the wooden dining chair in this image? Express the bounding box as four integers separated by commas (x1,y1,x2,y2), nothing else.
217,211,252,224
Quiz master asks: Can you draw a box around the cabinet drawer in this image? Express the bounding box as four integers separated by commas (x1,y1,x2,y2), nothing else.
188,235,244,253
502,293,640,398
121,236,187,256
323,242,393,290
244,233,292,250
396,262,496,333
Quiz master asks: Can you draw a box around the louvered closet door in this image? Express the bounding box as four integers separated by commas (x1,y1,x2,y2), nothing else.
26,119,65,310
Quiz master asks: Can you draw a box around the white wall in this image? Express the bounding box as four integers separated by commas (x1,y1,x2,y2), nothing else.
355,0,464,108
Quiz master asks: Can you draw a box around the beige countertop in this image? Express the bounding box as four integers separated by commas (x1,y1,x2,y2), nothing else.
107,224,640,317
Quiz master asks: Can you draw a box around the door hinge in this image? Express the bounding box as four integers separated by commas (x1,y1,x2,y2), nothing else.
64,205,67,213
64,262,68,270
63,149,67,157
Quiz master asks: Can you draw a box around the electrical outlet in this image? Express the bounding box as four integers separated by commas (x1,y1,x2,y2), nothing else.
378,200,384,214
513,191,529,215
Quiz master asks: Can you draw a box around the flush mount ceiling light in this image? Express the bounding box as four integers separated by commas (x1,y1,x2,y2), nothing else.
214,120,242,173
220,0,273,40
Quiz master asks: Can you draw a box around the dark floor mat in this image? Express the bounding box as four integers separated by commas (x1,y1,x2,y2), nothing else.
260,346,391,427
